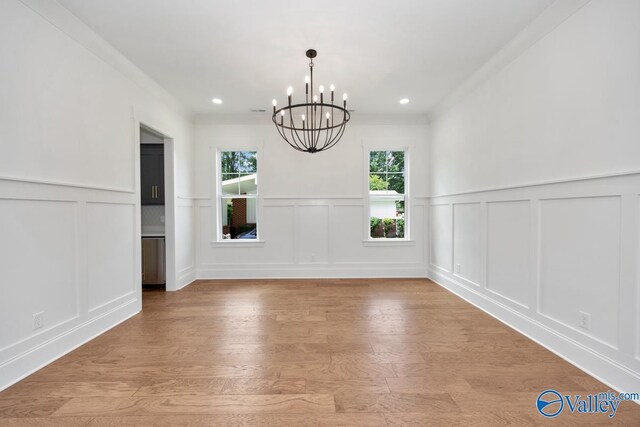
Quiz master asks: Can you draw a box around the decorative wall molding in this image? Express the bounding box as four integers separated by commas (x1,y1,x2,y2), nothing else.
428,171,640,394
0,179,142,391
0,175,135,196
429,169,640,199
196,196,428,279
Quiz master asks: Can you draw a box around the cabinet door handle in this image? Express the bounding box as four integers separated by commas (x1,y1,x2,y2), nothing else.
153,185,157,199
151,186,154,199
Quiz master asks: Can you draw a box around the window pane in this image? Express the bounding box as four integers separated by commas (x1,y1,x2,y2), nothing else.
386,172,405,194
221,151,257,174
221,152,238,173
221,173,240,195
369,173,388,191
369,196,403,239
369,151,387,173
388,151,405,172
221,197,258,240
236,151,257,173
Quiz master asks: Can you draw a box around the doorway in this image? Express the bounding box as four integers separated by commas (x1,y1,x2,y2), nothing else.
138,123,176,293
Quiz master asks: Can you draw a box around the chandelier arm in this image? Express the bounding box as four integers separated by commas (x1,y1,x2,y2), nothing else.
275,120,304,152
302,123,311,150
321,117,336,151
315,102,325,149
287,108,304,151
324,122,347,152
292,125,308,151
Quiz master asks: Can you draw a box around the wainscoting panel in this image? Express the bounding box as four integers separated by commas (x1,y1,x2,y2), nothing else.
0,199,78,351
429,204,452,272
296,205,330,264
486,200,531,308
176,201,195,287
453,202,482,286
86,202,136,313
196,198,427,278
428,172,640,394
539,196,621,348
0,178,140,391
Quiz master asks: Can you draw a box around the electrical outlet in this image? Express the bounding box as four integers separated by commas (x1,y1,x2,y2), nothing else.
160,215,165,224
579,311,591,330
455,264,461,274
311,254,316,262
33,312,44,330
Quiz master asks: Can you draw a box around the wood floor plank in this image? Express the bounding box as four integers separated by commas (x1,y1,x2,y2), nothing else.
306,378,390,394
0,397,70,418
1,418,93,426
133,379,226,396
334,392,459,413
53,394,336,416
280,362,396,380
220,379,306,395
1,278,638,424
0,381,142,398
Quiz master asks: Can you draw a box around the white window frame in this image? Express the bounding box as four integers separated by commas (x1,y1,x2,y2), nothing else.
364,147,414,245
212,148,264,246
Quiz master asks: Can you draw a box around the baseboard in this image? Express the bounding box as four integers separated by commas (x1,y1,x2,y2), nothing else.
177,267,197,290
197,265,429,280
428,268,640,399
0,298,139,392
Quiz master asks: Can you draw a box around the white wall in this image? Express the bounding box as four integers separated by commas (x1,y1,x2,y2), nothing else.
0,0,195,390
429,0,640,394
193,115,429,278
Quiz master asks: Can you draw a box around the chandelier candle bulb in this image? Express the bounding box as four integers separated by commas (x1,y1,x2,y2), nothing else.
271,49,350,153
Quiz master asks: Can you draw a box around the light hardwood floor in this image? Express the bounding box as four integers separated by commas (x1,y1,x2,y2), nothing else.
1,278,638,426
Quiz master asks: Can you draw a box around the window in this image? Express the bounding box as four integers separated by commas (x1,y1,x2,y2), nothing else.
368,150,406,239
218,151,258,240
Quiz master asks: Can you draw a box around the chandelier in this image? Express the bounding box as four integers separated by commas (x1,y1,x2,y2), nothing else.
272,49,350,153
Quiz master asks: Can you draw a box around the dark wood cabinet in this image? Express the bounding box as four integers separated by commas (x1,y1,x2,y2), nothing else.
141,144,165,205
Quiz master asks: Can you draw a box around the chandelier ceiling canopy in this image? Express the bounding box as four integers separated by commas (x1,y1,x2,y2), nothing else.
272,49,350,154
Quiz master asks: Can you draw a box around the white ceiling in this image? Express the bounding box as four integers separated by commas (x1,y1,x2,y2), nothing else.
57,0,555,115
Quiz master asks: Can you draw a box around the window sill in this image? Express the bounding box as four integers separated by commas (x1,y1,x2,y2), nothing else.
362,239,416,247
210,240,266,248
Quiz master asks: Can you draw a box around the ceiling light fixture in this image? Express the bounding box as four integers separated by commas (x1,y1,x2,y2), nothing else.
272,49,350,153
399,98,410,104
212,98,223,104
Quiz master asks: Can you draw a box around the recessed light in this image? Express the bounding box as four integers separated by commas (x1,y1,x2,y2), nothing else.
211,98,223,104
399,98,410,105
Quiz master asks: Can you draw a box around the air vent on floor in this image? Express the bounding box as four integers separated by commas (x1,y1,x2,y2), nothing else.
250,109,267,113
